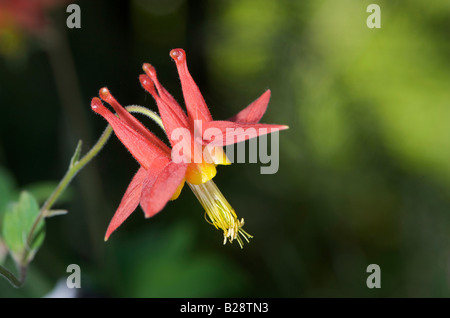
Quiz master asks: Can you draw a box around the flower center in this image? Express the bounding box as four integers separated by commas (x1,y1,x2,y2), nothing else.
187,179,252,248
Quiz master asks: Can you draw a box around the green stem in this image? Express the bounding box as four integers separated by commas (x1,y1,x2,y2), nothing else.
0,264,25,288
127,105,165,130
0,105,163,287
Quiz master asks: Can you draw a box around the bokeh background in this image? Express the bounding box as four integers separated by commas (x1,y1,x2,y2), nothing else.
1,0,450,297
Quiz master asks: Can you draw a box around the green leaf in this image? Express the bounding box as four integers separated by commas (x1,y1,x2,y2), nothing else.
2,192,45,265
0,166,18,231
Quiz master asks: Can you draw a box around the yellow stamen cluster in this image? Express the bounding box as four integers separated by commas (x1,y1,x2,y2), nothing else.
187,179,252,248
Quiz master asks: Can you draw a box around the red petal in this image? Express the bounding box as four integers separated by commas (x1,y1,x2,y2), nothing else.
142,63,189,128
104,167,148,241
99,87,170,153
203,120,289,146
140,160,188,218
139,74,190,148
91,98,170,169
228,90,271,124
169,49,213,126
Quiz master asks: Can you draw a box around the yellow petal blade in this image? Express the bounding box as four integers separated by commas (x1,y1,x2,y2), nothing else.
170,179,185,200
185,162,216,185
204,146,231,166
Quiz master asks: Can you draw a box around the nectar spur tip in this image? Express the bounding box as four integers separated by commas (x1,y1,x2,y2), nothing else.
139,74,156,94
91,97,104,112
99,87,112,101
142,63,156,77
169,48,185,62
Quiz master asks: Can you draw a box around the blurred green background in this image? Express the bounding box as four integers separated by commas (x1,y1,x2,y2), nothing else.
1,0,450,297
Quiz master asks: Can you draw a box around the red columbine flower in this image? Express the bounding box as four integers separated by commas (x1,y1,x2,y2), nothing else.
92,49,288,247
0,0,68,57
0,0,64,32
